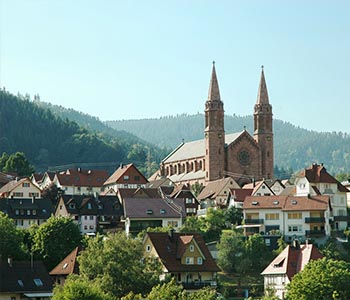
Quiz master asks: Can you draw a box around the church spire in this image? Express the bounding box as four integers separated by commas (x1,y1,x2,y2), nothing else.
207,61,221,101
256,65,269,104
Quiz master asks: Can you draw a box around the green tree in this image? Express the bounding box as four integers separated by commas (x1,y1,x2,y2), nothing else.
78,232,162,298
179,216,204,234
244,234,272,273
0,212,28,259
217,229,245,275
3,152,35,176
191,182,203,197
31,216,82,270
286,258,350,300
224,206,243,226
52,275,112,300
0,152,9,171
202,208,226,241
147,279,185,300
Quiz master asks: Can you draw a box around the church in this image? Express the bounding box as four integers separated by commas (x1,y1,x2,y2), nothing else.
159,63,274,187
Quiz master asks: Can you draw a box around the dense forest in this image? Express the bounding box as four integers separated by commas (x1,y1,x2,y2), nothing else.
107,114,350,176
0,90,168,175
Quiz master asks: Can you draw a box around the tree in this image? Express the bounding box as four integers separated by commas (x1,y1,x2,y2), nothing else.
147,279,185,300
203,208,226,241
31,216,82,270
244,234,272,273
78,232,162,298
224,206,243,226
52,275,112,300
41,183,64,207
179,216,204,234
286,258,350,300
0,212,28,259
3,152,35,176
0,152,9,171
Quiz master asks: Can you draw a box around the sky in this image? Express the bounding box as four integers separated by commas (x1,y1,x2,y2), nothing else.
0,0,349,133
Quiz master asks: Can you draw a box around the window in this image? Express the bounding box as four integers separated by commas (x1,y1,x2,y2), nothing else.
186,208,196,213
197,257,203,265
265,239,271,246
13,192,24,197
29,192,39,197
33,278,43,287
185,198,193,204
299,183,306,189
266,213,279,220
69,203,76,209
15,209,19,215
17,280,24,287
146,245,152,252
189,245,194,252
288,225,302,232
90,215,94,220
168,220,178,227
84,225,88,230
288,212,302,219
22,182,30,187
134,175,140,181
160,209,166,214
32,209,36,215
11,297,16,300
123,175,129,181
84,216,88,220
63,263,68,269
185,257,194,265
87,203,92,209
89,225,94,229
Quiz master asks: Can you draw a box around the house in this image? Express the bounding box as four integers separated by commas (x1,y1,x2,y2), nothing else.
295,163,349,230
167,185,199,216
270,179,286,196
158,64,274,186
0,177,41,199
228,188,253,208
243,195,331,241
55,195,123,234
31,171,56,190
261,242,323,299
103,163,148,190
123,197,185,235
0,197,52,229
53,168,109,196
197,177,240,215
50,246,81,286
0,258,53,300
143,231,220,290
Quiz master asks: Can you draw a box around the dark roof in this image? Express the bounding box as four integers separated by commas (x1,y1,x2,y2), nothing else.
50,246,81,276
124,198,186,219
0,260,53,293
117,187,162,200
230,188,253,202
0,198,53,220
60,195,98,215
96,195,123,217
146,232,220,272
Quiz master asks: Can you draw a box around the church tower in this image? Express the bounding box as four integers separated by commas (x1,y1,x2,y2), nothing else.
204,62,225,182
254,66,274,179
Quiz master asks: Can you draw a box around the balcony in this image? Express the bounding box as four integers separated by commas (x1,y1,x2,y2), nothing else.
305,229,325,236
182,280,217,290
305,217,325,223
244,219,264,225
333,216,350,222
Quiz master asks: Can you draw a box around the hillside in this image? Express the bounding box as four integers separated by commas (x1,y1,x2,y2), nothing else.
0,90,167,174
107,114,350,175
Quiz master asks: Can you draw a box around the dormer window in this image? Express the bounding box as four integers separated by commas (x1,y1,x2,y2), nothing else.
18,280,24,287
160,209,166,214
69,203,76,209
33,279,43,287
146,209,153,215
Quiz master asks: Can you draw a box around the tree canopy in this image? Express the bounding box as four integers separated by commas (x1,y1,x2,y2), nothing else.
1,152,35,176
31,216,82,270
286,258,350,300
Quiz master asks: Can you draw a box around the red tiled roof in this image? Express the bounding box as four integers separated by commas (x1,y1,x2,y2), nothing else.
49,246,81,276
300,164,349,193
146,232,220,273
243,195,330,211
104,164,148,186
230,188,253,202
55,168,109,187
261,243,323,280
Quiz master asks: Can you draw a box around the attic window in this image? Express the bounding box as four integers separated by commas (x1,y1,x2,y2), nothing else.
146,209,153,215
18,280,24,287
291,200,298,205
273,201,279,205
252,201,259,206
69,203,76,209
189,245,194,252
63,263,68,269
87,203,92,209
197,257,203,265
124,175,129,181
34,279,43,287
160,209,166,214
146,245,152,252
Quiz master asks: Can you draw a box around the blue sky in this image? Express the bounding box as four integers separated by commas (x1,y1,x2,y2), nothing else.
1,0,349,133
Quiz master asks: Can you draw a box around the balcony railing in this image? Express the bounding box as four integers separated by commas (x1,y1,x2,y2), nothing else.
182,280,217,290
305,229,325,236
305,217,325,223
333,216,350,222
244,219,264,225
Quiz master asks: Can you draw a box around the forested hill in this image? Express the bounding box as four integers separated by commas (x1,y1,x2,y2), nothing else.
0,91,168,174
107,114,350,175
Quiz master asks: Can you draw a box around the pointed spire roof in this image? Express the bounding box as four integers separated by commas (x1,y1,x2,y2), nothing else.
256,65,269,104
207,61,221,101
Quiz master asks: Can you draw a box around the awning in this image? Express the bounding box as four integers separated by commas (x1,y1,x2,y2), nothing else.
23,292,53,298
235,224,262,228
